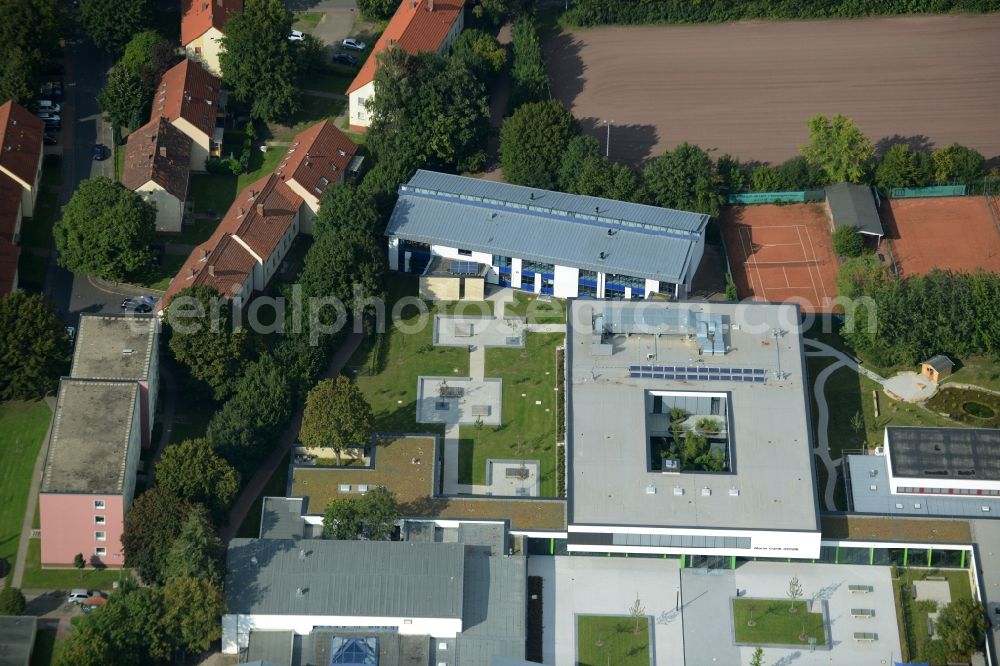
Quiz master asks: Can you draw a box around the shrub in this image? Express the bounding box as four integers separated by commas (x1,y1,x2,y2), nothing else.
832,225,866,257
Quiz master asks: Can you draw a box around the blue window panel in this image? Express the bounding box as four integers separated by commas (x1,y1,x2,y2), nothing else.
641,373,653,378
653,373,664,379
629,365,640,372
754,368,766,375
498,266,511,275
663,374,675,380
708,367,720,373
754,376,766,383
641,366,653,371
719,376,731,381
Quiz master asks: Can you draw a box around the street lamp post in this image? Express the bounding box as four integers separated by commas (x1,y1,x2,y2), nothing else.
604,119,613,157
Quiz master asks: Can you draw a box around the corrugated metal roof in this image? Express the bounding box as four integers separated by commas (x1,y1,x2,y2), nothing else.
825,182,884,236
386,171,708,284
225,539,464,619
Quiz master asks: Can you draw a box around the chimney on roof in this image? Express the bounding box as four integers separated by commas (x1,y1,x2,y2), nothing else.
428,0,434,10
201,248,209,259
159,146,167,158
208,264,216,277
239,206,244,216
256,203,264,216
217,0,222,5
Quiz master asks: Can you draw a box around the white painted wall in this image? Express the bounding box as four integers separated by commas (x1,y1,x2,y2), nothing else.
185,27,225,77
553,265,578,298
171,117,210,172
388,237,400,270
429,244,492,266
644,279,660,297
567,524,822,559
136,182,184,233
510,257,522,289
348,81,375,129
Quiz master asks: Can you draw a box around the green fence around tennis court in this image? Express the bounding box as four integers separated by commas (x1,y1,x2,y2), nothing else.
727,190,825,205
889,185,967,198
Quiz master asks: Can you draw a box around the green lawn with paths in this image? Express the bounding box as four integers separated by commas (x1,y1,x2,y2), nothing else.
457,333,562,496
266,94,345,142
942,355,1000,392
188,142,287,216
0,400,51,583
577,615,649,666
732,599,826,645
133,253,186,291
21,539,128,589
892,568,973,662
504,292,566,324
293,12,323,29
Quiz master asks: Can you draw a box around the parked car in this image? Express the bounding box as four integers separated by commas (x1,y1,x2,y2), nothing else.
92,144,109,161
43,133,58,145
333,52,358,66
37,111,59,121
40,81,63,98
341,38,366,51
121,297,152,313
288,29,304,41
38,100,61,113
43,121,61,131
67,589,91,605
65,326,75,344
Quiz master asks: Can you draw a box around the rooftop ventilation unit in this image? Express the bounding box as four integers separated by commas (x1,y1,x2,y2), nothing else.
122,348,134,355
729,488,740,497
673,487,684,496
295,587,305,597
645,485,656,495
701,487,711,496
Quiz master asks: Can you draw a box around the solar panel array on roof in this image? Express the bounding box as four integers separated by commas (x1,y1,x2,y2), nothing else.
886,427,1000,480
449,260,479,275
629,365,766,382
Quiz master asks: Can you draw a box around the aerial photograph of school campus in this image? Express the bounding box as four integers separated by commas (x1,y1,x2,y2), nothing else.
1,0,1000,664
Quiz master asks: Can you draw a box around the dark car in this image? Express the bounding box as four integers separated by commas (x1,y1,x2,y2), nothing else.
43,133,58,146
333,52,358,67
122,301,152,313
92,144,109,161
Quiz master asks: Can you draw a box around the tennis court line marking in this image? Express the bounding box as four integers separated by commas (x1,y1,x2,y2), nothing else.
799,224,827,306
737,225,767,301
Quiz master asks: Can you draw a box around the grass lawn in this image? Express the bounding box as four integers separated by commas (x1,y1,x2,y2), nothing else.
134,253,186,291
293,11,323,29
21,539,128,589
732,598,826,646
236,451,290,538
892,567,973,662
348,276,469,433
15,254,47,292
159,217,222,246
21,191,59,251
0,400,51,583
307,68,357,96
858,374,959,449
266,94,346,142
943,355,1000,392
114,142,125,181
504,293,567,324
188,143,288,216
167,385,216,445
458,333,562,496
925,386,1000,427
576,615,649,666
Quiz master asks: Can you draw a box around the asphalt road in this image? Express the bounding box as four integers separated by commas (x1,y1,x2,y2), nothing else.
43,38,159,326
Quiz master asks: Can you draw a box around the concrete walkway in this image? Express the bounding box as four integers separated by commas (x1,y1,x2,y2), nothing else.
149,364,178,479
812,358,849,511
803,338,886,384
222,331,363,542
11,396,57,588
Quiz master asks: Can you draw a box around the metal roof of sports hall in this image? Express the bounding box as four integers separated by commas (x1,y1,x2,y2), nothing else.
385,170,710,284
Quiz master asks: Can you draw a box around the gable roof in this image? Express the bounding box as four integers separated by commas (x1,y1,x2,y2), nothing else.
226,173,302,259
181,0,243,45
825,182,885,237
0,236,18,295
0,100,44,189
275,119,357,199
122,118,192,200
0,174,22,242
923,354,954,372
346,0,465,95
150,59,221,138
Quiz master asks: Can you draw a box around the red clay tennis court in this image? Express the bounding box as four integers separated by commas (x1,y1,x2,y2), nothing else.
882,196,1000,277
720,204,839,313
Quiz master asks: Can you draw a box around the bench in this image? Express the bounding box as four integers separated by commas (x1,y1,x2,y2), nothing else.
853,632,878,642
851,608,875,618
925,576,946,581
849,585,873,594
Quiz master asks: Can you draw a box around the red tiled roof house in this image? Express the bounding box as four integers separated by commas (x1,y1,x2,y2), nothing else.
122,119,192,232
347,0,465,131
151,60,223,173
182,0,243,77
0,100,45,220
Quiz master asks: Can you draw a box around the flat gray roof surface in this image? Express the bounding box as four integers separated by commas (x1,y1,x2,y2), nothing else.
70,314,157,381
247,631,292,666
0,616,36,666
386,170,708,284
567,299,819,531
41,379,139,494
849,454,1000,517
887,427,1000,481
225,539,464,618
825,182,884,236
455,549,526,665
260,497,306,540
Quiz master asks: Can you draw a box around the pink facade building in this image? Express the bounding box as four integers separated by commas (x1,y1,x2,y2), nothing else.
39,380,142,567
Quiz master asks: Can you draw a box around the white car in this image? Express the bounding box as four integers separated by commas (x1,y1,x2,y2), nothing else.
39,100,61,113
289,29,304,41
68,589,91,604
341,38,366,51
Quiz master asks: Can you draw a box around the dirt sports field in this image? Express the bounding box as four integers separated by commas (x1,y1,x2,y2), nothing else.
720,204,839,313
884,196,1000,276
545,14,1000,165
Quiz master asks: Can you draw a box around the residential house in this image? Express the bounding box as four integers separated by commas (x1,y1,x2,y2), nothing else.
0,100,44,218
182,0,243,77
274,119,359,234
160,173,301,311
346,0,465,131
39,379,143,566
122,118,192,233
150,59,223,172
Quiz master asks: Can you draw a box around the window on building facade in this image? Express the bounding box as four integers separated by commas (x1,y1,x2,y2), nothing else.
492,255,511,269
95,516,105,525
94,500,105,510
95,531,106,541
522,260,554,275
605,273,646,290
95,547,106,556
457,249,473,257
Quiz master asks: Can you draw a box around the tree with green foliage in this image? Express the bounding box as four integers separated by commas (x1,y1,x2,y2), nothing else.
643,143,724,217
299,376,374,464
832,225,866,257
359,485,399,540
165,284,252,401
74,552,86,577
323,497,362,539
163,509,225,583
716,154,748,195
559,135,603,191
749,156,828,192
357,0,400,20
299,229,386,307
473,0,529,24
122,486,196,584
155,438,240,517
0,47,37,107
750,647,765,666
97,64,151,132
936,597,986,659
931,143,986,184
801,114,874,184
557,134,644,201
80,0,154,55
500,99,578,189
509,16,548,108
368,49,490,173
0,586,26,615
0,0,62,106
161,576,225,654
55,177,156,280
875,144,932,190
220,0,300,121
836,253,890,300
451,29,507,83
787,575,804,612
313,184,380,239
0,291,70,400
121,30,175,89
